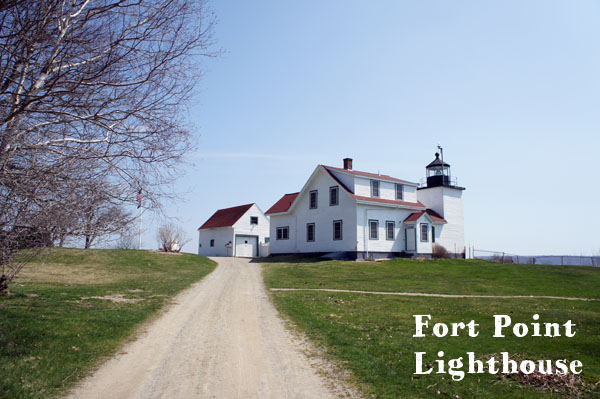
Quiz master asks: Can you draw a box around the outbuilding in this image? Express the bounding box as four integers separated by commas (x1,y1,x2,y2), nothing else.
198,203,269,257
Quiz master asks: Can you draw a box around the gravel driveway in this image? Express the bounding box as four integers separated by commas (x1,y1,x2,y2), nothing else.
65,257,339,399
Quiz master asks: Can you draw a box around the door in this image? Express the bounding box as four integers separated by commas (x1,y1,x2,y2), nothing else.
235,236,258,257
405,225,416,251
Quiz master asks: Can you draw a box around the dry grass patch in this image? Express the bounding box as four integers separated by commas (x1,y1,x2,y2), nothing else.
81,294,143,304
150,250,183,256
18,261,119,284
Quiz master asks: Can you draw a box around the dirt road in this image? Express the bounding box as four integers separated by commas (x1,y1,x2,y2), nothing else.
66,257,340,399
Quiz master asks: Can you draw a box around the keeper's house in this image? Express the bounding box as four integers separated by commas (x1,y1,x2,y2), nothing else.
198,203,269,257
265,154,465,260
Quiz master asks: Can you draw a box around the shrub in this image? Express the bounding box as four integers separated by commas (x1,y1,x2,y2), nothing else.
156,223,189,253
114,234,136,250
432,244,451,259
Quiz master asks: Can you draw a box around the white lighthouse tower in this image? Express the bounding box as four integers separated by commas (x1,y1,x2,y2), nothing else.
416,149,466,255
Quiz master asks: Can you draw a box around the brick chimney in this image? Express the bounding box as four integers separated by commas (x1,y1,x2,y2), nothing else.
343,158,353,170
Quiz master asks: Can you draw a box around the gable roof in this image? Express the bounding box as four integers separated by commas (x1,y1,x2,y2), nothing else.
404,209,446,223
354,195,426,209
324,165,416,185
265,193,299,215
199,203,254,230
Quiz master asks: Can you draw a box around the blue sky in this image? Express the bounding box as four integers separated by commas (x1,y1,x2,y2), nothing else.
139,0,600,256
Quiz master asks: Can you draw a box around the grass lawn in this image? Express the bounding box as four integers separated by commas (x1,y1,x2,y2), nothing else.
0,248,216,399
262,257,600,399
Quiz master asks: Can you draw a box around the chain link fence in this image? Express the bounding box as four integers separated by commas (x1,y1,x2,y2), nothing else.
469,248,600,267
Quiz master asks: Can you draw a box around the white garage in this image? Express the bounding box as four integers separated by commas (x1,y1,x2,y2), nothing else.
198,203,269,257
235,235,258,257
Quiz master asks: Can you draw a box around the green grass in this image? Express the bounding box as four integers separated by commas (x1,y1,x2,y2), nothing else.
0,248,216,399
262,258,600,399
262,257,600,298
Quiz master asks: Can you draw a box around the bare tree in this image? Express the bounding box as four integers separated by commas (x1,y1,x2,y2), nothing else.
113,233,136,250
80,201,132,249
156,222,189,252
0,0,217,288
0,223,53,293
0,0,216,204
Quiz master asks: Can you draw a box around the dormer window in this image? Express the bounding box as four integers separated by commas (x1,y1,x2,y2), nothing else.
309,190,318,209
250,216,258,225
395,184,403,200
370,180,380,198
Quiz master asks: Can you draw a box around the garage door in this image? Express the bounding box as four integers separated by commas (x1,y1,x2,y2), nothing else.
235,236,258,257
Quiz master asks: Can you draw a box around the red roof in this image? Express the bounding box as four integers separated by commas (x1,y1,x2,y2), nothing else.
354,195,426,209
199,204,254,229
324,165,416,185
404,209,446,223
265,193,299,214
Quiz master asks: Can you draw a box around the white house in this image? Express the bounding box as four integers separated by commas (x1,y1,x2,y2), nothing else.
198,203,269,257
266,155,465,260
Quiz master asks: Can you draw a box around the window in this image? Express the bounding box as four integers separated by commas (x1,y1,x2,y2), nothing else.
210,239,215,247
276,226,289,240
333,220,343,240
395,184,404,200
250,216,258,225
309,190,318,209
420,223,429,242
369,219,379,240
386,221,395,240
306,223,315,242
371,180,380,197
329,186,339,206
265,237,270,243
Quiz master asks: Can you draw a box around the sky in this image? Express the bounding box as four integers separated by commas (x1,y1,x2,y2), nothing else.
137,0,600,256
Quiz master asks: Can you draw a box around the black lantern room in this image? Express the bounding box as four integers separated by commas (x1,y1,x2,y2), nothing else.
425,152,451,187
